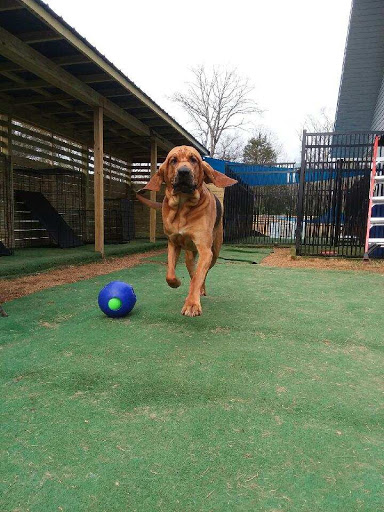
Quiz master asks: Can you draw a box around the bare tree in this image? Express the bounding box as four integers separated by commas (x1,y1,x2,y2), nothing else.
214,132,244,162
172,65,261,157
298,107,335,161
299,107,334,136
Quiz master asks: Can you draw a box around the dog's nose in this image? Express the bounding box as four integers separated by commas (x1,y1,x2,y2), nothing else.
177,166,191,178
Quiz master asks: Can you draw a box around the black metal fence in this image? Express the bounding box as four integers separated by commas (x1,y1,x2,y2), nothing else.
296,131,384,257
223,131,384,258
3,167,135,252
13,204,135,249
224,163,299,245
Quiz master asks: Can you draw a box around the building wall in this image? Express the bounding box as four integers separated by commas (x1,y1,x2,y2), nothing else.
334,0,384,131
372,76,384,130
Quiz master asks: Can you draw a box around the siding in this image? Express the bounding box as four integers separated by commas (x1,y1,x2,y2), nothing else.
334,0,384,131
372,76,384,130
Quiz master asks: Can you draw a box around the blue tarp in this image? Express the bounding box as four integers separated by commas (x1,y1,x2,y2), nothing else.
204,157,368,187
204,157,296,186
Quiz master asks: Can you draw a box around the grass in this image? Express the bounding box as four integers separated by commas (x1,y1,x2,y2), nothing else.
143,246,272,265
1,250,383,511
0,240,167,279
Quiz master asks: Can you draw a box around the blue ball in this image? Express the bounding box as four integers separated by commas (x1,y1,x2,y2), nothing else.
98,281,137,318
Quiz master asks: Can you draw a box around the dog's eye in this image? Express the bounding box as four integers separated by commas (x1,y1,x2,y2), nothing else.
190,156,197,164
170,158,177,165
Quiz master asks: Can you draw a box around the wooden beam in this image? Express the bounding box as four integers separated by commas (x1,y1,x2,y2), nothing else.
134,112,161,120
0,78,50,91
144,119,172,128
150,138,157,243
0,71,91,122
94,106,104,256
20,0,208,154
76,73,114,84
38,104,92,115
0,94,135,163
0,54,91,73
0,93,92,145
18,30,63,44
0,26,150,136
0,0,24,12
14,92,74,105
0,73,113,92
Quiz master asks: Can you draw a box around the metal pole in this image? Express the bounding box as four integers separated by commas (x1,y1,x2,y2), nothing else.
333,159,344,248
295,130,306,255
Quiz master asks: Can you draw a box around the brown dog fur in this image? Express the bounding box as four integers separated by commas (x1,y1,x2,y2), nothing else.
137,146,237,317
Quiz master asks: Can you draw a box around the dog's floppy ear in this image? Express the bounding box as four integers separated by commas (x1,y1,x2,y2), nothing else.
202,161,237,187
143,161,166,191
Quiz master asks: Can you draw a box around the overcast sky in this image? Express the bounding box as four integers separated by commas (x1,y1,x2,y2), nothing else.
45,0,352,162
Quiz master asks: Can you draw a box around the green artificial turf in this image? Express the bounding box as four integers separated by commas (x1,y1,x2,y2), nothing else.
1,254,383,511
143,246,272,264
0,241,167,279
218,246,272,263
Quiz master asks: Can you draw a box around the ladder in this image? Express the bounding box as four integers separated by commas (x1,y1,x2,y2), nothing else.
364,135,384,260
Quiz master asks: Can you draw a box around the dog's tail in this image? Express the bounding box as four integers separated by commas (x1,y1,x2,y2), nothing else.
136,190,162,210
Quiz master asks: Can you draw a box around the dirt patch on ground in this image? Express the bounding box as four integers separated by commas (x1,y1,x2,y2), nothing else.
2,247,383,305
0,248,166,303
261,248,384,274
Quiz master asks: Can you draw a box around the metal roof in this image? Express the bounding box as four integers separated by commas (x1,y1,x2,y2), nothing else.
0,0,208,162
334,0,384,132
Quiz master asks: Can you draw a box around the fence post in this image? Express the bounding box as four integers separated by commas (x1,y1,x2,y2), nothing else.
149,137,157,243
332,159,344,248
295,130,306,255
94,106,104,256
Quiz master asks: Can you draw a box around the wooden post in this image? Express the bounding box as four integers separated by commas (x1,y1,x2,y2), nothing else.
6,115,15,250
150,138,157,243
125,156,132,197
107,153,112,197
82,144,90,241
94,106,104,256
83,144,91,208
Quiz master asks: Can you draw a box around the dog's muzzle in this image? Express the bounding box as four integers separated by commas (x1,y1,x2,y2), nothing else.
173,166,196,194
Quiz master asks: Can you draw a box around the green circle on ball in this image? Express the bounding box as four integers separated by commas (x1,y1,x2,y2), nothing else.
108,297,122,311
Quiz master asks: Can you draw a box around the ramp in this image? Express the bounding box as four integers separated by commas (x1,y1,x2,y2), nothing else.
0,240,12,256
14,190,83,248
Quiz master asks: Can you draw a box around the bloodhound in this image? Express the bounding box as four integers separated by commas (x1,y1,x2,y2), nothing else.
137,146,237,317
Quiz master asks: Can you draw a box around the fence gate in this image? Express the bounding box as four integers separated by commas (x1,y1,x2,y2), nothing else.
224,163,299,245
296,131,384,258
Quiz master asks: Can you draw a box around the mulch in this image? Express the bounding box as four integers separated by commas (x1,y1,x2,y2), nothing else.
261,248,384,274
0,248,166,303
2,246,383,305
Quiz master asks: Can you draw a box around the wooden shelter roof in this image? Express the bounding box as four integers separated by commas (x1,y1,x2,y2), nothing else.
0,0,208,162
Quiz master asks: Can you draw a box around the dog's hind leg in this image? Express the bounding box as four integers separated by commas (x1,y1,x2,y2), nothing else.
166,242,182,288
210,221,223,269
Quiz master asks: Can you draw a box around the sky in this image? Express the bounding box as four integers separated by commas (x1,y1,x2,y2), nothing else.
45,0,352,162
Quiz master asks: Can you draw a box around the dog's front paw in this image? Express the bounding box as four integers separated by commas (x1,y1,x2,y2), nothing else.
166,277,181,288
181,301,202,317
